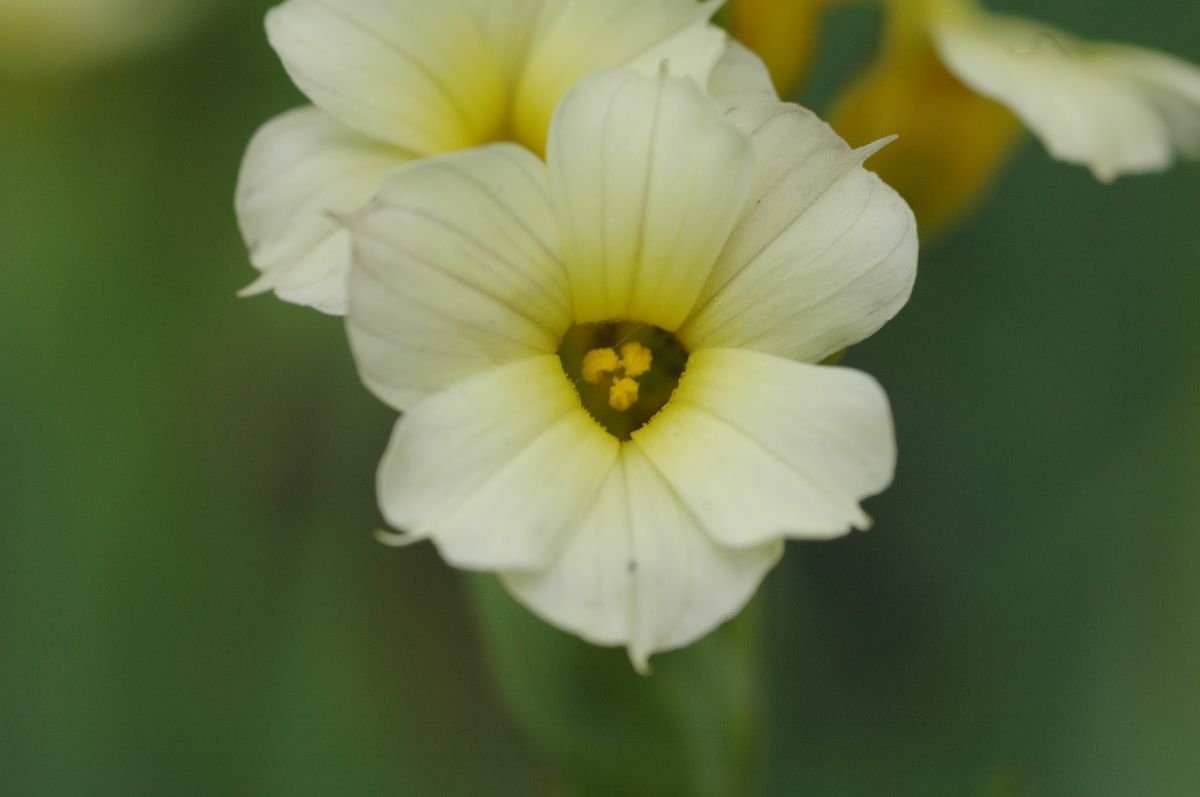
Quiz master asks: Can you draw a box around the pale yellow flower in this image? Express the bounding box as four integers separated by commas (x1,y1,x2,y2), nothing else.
347,69,917,670
235,0,774,314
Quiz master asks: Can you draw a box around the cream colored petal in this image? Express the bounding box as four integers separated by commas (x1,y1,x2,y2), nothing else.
931,8,1200,181
633,348,895,549
508,0,722,153
378,356,619,571
679,103,917,362
235,106,413,314
547,69,753,330
346,144,570,411
1085,46,1200,162
623,18,728,85
503,444,783,673
706,39,780,109
265,0,506,155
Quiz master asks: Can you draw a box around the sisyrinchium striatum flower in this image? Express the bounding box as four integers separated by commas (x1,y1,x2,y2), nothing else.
344,68,918,671
235,0,776,314
826,0,1200,233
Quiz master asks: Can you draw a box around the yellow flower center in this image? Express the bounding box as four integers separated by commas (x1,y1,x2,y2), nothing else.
580,342,655,412
558,323,689,440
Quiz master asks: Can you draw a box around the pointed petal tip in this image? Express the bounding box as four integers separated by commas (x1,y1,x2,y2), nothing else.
858,134,899,162
374,527,426,548
628,645,653,676
236,272,275,299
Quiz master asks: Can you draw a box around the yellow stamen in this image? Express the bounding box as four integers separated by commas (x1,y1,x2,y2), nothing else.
609,378,640,412
619,342,653,378
582,347,619,384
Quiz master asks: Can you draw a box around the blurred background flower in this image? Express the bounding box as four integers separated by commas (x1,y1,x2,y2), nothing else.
736,0,1200,238
2,1,1198,795
0,0,207,77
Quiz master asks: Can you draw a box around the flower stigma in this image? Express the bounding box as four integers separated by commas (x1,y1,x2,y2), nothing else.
559,323,689,441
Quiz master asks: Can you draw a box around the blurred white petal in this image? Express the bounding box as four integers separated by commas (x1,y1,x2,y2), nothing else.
932,4,1200,181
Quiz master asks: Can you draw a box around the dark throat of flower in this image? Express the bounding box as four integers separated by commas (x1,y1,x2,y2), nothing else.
558,322,689,441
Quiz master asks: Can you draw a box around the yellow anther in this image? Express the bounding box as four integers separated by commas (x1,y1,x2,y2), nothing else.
619,342,653,378
608,377,640,412
581,347,619,384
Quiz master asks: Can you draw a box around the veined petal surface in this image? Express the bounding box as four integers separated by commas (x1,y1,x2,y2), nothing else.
504,444,783,672
633,348,896,549
508,0,723,153
266,0,506,154
235,107,413,314
679,103,917,362
378,356,619,571
346,145,569,412
931,7,1200,181
548,69,753,331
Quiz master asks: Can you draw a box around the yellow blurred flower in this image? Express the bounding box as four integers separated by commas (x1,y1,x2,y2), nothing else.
729,0,843,96
0,0,201,76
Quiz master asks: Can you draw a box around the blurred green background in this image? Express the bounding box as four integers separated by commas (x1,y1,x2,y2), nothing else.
1,1,1197,794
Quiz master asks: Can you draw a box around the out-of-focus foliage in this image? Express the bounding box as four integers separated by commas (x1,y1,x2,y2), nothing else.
470,576,767,797
1,1,1198,795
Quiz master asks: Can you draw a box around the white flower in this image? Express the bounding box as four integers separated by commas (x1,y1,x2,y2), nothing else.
345,69,917,671
235,0,774,314
0,0,200,76
926,0,1200,182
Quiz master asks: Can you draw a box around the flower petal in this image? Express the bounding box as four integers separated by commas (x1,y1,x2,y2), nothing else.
503,444,783,673
1103,47,1200,161
508,0,723,153
462,0,547,81
931,7,1200,182
346,144,570,411
678,103,917,362
547,69,753,331
265,0,506,154
235,106,413,314
623,18,729,86
378,356,619,571
706,40,780,110
632,348,896,549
